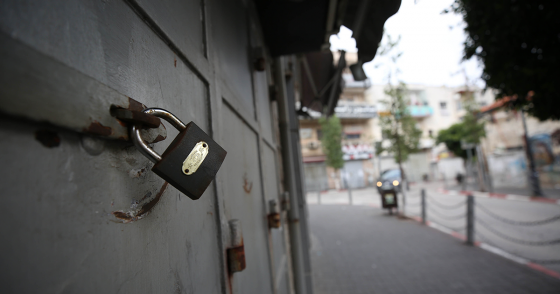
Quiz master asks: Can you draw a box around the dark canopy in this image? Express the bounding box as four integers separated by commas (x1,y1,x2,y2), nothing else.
255,0,402,63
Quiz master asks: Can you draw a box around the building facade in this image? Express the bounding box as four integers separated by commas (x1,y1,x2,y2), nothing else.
479,99,560,189
365,84,495,181
299,52,377,191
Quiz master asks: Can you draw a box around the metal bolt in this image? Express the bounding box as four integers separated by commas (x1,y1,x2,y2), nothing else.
227,219,246,273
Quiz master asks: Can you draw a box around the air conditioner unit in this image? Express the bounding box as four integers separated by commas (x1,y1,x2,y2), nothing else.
307,141,320,150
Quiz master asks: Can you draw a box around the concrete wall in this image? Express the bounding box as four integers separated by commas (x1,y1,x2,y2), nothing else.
487,151,528,188
436,157,466,182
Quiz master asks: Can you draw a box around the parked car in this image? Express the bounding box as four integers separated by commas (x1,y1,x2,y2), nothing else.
376,169,402,194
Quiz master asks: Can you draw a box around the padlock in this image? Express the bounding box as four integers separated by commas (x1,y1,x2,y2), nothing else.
131,108,227,200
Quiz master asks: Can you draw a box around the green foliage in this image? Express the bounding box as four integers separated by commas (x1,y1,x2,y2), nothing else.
318,115,344,170
436,124,467,159
445,0,560,121
378,83,422,164
436,110,486,160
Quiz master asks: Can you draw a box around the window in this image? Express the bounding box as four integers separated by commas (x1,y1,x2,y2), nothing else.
381,131,387,140
381,169,401,179
408,90,428,106
345,133,361,140
299,128,312,139
440,102,449,116
316,129,323,140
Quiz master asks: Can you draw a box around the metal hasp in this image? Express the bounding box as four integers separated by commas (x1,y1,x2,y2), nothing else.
111,107,161,129
268,199,281,229
227,220,246,273
131,108,227,200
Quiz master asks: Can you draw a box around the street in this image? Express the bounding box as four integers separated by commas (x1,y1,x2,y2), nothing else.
306,183,560,276
309,204,560,294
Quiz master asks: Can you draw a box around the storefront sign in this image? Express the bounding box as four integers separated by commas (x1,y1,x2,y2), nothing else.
335,104,377,118
342,143,374,160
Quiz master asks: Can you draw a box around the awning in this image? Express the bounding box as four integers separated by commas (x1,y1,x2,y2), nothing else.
256,0,401,116
299,50,344,115
255,0,402,63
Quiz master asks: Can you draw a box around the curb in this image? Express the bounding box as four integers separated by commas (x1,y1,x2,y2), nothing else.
405,214,560,280
437,189,560,205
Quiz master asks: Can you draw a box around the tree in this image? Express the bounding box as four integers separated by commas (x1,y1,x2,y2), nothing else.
435,109,485,160
377,83,422,180
374,32,421,180
436,123,468,159
445,0,560,121
319,115,344,170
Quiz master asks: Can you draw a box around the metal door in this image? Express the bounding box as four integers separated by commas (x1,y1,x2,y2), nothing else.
303,162,329,192
0,0,295,293
343,160,365,189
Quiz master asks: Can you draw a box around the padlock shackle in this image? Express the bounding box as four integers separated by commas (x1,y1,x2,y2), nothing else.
131,108,187,163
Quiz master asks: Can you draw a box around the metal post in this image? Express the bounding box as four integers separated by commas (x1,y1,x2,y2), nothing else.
348,186,353,205
421,189,426,225
474,145,484,191
476,145,493,193
466,147,473,191
466,195,475,245
377,154,382,178
521,109,543,196
345,175,353,205
401,188,406,217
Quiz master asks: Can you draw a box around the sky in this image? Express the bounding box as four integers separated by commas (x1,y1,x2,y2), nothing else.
330,0,484,88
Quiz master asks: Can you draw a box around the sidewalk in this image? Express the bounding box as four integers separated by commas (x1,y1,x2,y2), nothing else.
445,182,560,199
309,204,560,294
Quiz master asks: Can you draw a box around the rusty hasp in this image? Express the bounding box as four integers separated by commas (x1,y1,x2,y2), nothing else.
108,98,167,143
268,213,281,229
268,199,281,229
84,121,112,136
227,220,246,273
110,107,161,129
227,244,246,273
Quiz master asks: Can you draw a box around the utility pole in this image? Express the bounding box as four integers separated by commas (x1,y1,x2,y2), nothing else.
520,108,543,197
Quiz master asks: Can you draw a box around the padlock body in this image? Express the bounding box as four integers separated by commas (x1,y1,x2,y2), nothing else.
152,122,226,200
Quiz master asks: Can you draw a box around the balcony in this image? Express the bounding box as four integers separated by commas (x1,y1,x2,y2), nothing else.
408,105,433,118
